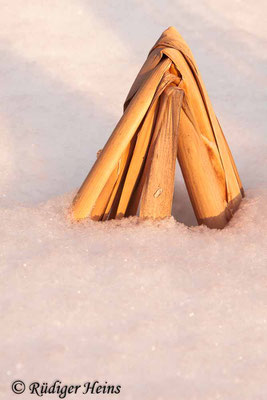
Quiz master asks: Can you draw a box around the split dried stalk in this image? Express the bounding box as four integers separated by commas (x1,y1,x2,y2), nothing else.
140,86,184,218
72,58,172,220
71,26,244,229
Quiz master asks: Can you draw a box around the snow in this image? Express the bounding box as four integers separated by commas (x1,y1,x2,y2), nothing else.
0,1,266,399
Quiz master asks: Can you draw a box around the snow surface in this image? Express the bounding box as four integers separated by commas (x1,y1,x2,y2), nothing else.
0,1,267,399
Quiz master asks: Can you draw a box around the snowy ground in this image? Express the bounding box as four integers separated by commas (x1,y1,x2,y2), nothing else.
1,1,267,399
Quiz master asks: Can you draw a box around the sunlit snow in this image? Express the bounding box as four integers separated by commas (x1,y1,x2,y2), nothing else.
0,1,266,399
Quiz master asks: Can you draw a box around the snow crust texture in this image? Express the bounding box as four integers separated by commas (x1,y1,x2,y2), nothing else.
0,1,266,399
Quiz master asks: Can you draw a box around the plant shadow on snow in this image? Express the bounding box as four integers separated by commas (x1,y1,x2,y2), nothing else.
0,46,116,206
